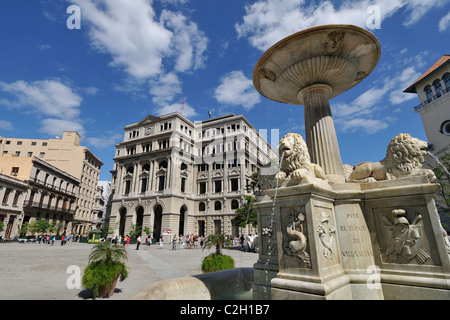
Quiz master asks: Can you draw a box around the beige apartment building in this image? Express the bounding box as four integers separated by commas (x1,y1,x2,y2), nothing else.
404,54,450,157
0,155,79,238
0,131,103,234
107,112,277,241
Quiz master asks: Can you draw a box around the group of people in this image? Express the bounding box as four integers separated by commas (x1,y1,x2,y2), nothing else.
37,234,77,246
169,234,205,250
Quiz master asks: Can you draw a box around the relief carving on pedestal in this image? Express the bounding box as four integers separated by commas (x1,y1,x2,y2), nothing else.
284,209,310,268
317,211,337,260
382,209,430,264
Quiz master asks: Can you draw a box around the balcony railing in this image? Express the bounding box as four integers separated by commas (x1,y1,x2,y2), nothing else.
30,177,76,197
23,200,77,214
413,87,450,112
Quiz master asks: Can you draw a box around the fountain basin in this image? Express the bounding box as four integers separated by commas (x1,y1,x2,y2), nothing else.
131,267,253,300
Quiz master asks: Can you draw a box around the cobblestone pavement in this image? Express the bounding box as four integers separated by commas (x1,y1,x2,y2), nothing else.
0,241,258,300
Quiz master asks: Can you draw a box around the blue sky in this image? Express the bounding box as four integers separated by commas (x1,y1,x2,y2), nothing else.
0,0,449,182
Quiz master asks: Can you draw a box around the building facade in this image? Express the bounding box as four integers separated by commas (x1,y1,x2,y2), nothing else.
107,112,277,241
404,54,450,157
0,173,28,239
0,155,79,238
0,131,103,234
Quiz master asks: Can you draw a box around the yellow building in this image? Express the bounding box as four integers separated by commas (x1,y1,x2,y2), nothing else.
0,131,103,234
404,54,450,157
0,154,79,237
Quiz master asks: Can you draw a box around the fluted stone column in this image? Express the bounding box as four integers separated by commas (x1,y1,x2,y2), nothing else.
300,84,345,183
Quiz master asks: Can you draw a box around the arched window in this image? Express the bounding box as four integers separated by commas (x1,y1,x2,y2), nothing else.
424,85,433,103
433,79,442,97
142,163,150,171
181,163,187,170
231,199,239,209
199,202,206,212
443,73,450,89
214,201,222,211
159,160,168,169
127,166,134,174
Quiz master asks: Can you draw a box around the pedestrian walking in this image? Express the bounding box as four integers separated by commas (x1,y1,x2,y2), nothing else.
146,235,152,248
51,236,55,246
136,235,141,250
172,234,177,250
159,236,164,248
126,235,130,246
179,235,184,249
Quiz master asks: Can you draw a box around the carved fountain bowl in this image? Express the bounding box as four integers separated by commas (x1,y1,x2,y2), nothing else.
253,24,381,105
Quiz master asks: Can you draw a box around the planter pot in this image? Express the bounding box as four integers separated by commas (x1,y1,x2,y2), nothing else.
97,276,119,298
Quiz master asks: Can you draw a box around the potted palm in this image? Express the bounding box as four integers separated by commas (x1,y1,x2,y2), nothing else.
82,241,129,298
201,232,235,273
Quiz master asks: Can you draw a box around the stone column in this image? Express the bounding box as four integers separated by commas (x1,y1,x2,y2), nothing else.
300,84,345,183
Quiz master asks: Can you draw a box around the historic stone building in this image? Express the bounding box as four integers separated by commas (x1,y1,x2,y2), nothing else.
0,173,28,239
0,155,79,237
404,54,450,157
0,131,103,234
107,112,277,241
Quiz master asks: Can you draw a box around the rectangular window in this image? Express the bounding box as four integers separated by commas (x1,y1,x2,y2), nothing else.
12,192,21,206
39,152,45,158
17,141,22,145
199,182,206,194
230,178,239,191
214,180,222,193
42,142,47,146
27,152,33,157
181,178,186,193
11,167,19,176
2,189,11,204
159,176,165,191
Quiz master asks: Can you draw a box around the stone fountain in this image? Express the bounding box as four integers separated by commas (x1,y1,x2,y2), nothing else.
252,25,450,300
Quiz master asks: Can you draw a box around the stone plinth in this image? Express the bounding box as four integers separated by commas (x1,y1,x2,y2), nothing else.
253,176,450,300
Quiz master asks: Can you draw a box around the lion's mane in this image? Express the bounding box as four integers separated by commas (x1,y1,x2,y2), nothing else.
280,133,312,175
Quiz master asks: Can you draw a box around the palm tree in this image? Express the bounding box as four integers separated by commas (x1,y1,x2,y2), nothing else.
82,241,129,298
88,241,128,264
203,232,227,255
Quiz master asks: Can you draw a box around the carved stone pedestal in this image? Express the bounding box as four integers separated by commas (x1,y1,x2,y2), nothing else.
254,183,353,300
253,176,450,300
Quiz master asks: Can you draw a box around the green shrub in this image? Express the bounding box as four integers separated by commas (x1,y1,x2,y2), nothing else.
201,253,235,273
81,242,129,298
82,260,128,298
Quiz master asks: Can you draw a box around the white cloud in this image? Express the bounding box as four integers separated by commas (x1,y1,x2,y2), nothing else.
153,102,197,118
149,72,182,106
160,10,208,73
72,0,208,116
439,11,450,31
0,80,82,120
39,119,85,137
0,120,13,131
214,71,261,110
86,133,122,149
236,0,445,51
0,79,85,137
73,0,172,79
338,118,389,134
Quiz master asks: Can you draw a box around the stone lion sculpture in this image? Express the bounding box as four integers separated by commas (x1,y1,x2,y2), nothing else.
275,133,329,188
348,133,436,183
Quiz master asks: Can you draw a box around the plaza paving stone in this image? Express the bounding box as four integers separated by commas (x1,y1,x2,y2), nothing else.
0,241,258,300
